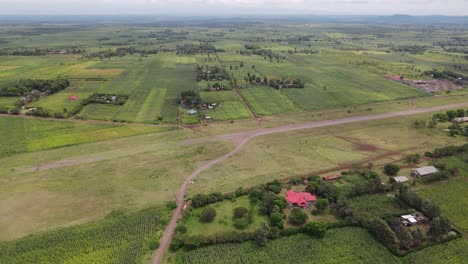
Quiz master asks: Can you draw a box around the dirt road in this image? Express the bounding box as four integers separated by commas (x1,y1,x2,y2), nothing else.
151,101,468,264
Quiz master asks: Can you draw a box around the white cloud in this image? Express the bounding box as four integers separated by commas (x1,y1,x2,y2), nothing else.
0,0,466,15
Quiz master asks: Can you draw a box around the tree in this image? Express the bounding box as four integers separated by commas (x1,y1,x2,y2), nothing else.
303,222,327,238
456,109,466,117
446,110,457,120
429,216,451,241
384,164,400,176
233,207,249,219
233,218,250,229
421,200,441,219
315,198,329,211
274,196,287,209
149,240,160,250
254,222,271,246
269,212,284,229
412,229,425,246
433,112,449,122
259,192,277,216
395,225,413,249
288,208,308,225
365,218,397,246
191,194,208,208
199,207,217,223
405,153,421,164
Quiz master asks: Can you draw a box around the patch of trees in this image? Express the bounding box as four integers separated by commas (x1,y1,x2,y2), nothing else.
82,47,158,60
384,164,400,176
232,207,253,229
423,69,465,80
240,46,285,62
391,45,427,54
426,144,468,158
199,207,217,223
196,65,230,82
177,90,202,109
176,42,221,55
0,79,70,98
268,77,305,89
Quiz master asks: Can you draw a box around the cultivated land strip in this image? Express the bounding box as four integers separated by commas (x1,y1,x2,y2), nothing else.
151,101,468,264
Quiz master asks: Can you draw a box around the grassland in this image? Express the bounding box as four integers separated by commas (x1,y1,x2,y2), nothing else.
0,128,232,240
191,112,464,196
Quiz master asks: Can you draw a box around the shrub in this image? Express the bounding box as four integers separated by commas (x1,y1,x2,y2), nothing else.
269,212,284,229
164,201,177,210
233,207,249,219
315,198,329,211
200,207,217,223
149,240,160,250
233,218,250,229
303,222,327,238
405,153,421,164
175,225,187,234
288,208,308,226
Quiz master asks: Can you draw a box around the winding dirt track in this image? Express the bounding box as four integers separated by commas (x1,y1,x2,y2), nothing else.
151,101,468,264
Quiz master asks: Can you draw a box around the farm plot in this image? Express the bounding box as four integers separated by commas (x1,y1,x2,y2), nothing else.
283,54,430,110
0,207,169,264
84,55,198,123
0,116,167,157
418,178,468,231
182,227,400,264
347,194,409,218
200,91,252,121
0,97,16,108
239,86,301,115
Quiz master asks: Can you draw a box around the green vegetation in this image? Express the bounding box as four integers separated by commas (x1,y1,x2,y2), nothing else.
0,116,170,157
182,227,401,264
0,208,168,264
239,86,301,115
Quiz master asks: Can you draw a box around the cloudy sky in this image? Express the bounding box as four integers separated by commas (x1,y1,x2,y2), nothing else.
0,0,467,15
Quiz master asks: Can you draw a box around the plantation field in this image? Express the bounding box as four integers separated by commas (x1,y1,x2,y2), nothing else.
239,86,301,115
418,178,468,231
200,91,252,121
182,196,267,237
0,207,169,264
181,227,401,264
0,97,16,108
347,194,409,217
403,239,468,264
0,116,171,157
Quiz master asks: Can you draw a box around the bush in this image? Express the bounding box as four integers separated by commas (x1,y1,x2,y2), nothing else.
233,207,249,219
0,107,8,114
384,164,400,176
315,198,329,211
303,222,327,238
200,207,217,223
288,208,308,226
149,240,160,250
175,225,187,234
233,218,250,229
269,212,284,229
165,201,177,210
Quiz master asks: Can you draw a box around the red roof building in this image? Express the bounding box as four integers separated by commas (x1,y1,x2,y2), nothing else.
69,95,78,101
286,190,317,207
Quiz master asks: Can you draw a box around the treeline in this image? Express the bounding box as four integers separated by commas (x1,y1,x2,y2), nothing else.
424,69,465,80
391,45,427,54
239,46,285,62
0,48,84,56
176,42,222,55
82,47,158,60
0,79,70,97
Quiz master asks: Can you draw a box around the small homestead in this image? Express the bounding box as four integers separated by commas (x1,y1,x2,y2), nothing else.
391,176,409,183
411,166,438,177
69,95,78,101
400,213,429,227
187,109,198,115
454,117,468,123
286,190,317,207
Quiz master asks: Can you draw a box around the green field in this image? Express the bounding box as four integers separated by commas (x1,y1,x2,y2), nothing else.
200,91,252,120
0,116,170,157
418,178,468,231
347,194,409,218
239,86,302,115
